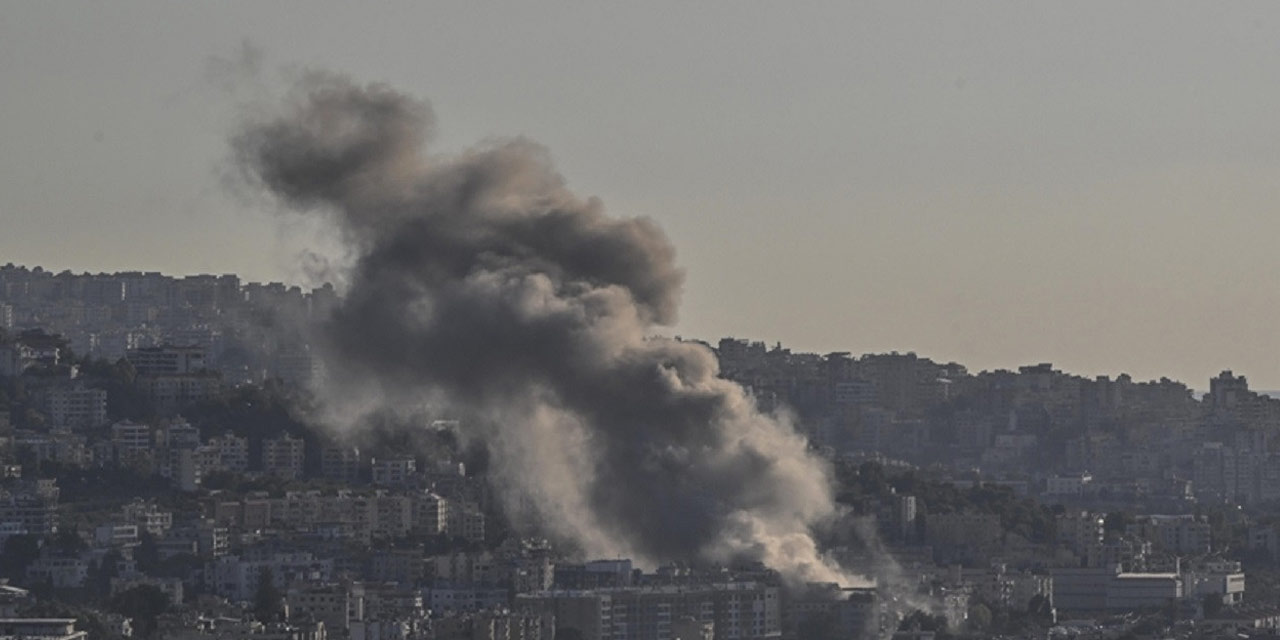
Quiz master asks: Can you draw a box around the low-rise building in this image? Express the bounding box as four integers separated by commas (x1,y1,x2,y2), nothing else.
0,618,86,640
1052,565,1184,612
207,552,333,602
1046,473,1093,497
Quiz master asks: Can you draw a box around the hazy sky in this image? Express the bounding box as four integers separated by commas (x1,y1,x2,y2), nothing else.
3,2,1280,388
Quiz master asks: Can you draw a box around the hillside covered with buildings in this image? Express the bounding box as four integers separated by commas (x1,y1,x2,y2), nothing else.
2,264,1280,640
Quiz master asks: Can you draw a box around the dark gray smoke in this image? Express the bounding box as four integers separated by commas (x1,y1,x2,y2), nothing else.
234,72,856,583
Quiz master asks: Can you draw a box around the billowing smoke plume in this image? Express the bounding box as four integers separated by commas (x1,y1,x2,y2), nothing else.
234,72,856,584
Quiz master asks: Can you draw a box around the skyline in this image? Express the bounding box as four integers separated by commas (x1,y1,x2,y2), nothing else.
5,2,1280,387
5,260,1276,398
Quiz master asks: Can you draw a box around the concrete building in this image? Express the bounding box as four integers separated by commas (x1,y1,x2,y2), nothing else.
321,445,361,483
207,552,332,602
263,434,305,480
671,617,713,640
111,576,184,606
1127,515,1212,555
126,345,206,376
446,503,486,544
426,585,511,613
372,494,414,540
1052,566,1183,612
287,582,358,634
953,564,1052,611
1056,511,1104,555
26,556,90,589
165,447,203,492
414,491,448,535
272,343,323,387
110,420,152,452
1250,524,1280,555
1210,370,1251,411
162,419,201,449
137,373,220,416
42,385,107,429
371,457,416,487
1185,560,1246,606
1106,573,1181,611
93,523,140,548
555,560,634,590
430,610,545,640
1051,567,1117,611
516,591,612,640
517,582,780,640
0,618,86,640
1046,473,1093,497
0,585,32,618
895,495,917,543
209,432,249,473
368,551,428,586
0,492,59,535
121,499,173,537
785,584,875,640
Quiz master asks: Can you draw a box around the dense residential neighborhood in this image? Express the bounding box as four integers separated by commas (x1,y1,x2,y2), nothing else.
2,263,1280,640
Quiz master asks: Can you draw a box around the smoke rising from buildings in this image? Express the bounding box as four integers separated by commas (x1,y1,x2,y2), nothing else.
233,72,858,584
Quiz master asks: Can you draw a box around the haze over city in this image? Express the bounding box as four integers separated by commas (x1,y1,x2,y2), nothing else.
5,2,1280,388
11,4,1280,640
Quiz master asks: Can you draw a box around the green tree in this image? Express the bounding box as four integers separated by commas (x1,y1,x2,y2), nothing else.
21,407,47,430
0,534,41,576
52,527,87,554
967,603,993,632
107,584,169,638
253,568,283,622
154,553,202,580
1203,593,1224,618
1028,594,1053,620
899,610,947,633
87,549,124,597
1104,511,1134,539
134,531,160,574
